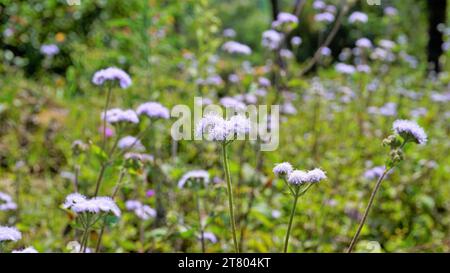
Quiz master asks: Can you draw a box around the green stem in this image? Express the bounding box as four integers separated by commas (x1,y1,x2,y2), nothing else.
95,169,126,253
347,167,392,253
221,143,239,253
101,85,113,152
284,193,299,253
195,188,205,253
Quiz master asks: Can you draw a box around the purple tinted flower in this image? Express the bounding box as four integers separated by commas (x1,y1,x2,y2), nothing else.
136,102,170,119
393,119,427,144
92,67,132,89
335,63,356,74
272,12,298,30
262,30,284,50
348,11,368,24
201,232,218,243
125,200,156,220
146,189,156,197
273,162,293,176
315,12,335,23
291,36,302,46
12,247,38,253
222,41,252,55
102,108,139,124
363,166,386,180
98,125,114,138
178,170,210,188
0,226,22,242
40,44,59,56
0,192,17,211
356,38,373,48
223,28,236,38
118,136,145,152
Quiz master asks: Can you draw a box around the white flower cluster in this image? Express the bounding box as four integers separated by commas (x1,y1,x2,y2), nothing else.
0,226,22,242
63,193,121,217
178,170,210,188
393,119,428,144
196,113,251,142
118,136,145,152
125,200,156,220
0,192,17,211
92,67,132,89
262,30,284,50
136,101,170,119
222,41,252,55
273,163,326,185
102,108,139,124
12,247,39,253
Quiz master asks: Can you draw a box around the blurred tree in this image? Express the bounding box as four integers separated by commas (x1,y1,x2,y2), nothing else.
427,0,447,72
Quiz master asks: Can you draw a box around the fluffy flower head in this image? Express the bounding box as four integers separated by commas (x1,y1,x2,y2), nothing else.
92,67,132,89
136,102,170,119
0,226,22,242
178,170,210,188
393,119,427,144
273,162,293,176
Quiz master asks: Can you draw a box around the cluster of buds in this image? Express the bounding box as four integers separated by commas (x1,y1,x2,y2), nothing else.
71,140,89,156
383,120,428,167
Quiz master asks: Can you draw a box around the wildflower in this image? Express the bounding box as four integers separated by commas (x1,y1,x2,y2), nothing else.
62,193,87,209
178,170,210,188
287,170,308,185
118,136,145,152
314,12,335,23
40,44,59,56
357,64,371,73
222,41,252,55
280,49,294,59
384,6,398,16
92,67,132,89
124,153,154,163
364,166,387,180
335,63,356,74
393,119,427,144
146,189,156,197
288,169,326,185
356,38,373,49
102,108,139,124
0,192,17,211
291,36,302,46
220,97,246,111
258,77,271,87
12,247,38,253
379,39,396,50
262,30,284,50
272,12,298,31
125,200,156,220
273,162,293,176
136,102,170,119
271,210,281,218
0,226,22,242
201,232,218,243
228,74,240,83
306,168,327,183
196,113,250,142
63,194,121,217
410,107,427,118
321,47,332,56
348,11,368,24
313,0,326,10
223,28,236,38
